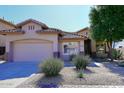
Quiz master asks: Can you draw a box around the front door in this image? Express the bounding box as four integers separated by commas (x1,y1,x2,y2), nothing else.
84,39,91,56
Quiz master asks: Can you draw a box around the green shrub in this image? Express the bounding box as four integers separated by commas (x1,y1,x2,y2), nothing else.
96,53,107,59
72,55,91,70
118,62,124,67
112,49,123,60
70,54,76,61
77,70,84,78
39,58,64,76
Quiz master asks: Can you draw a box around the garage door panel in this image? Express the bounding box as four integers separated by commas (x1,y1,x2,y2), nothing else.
13,42,53,62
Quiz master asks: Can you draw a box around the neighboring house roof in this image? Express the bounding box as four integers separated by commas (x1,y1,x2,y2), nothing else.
17,19,48,29
0,18,16,27
76,27,89,33
0,29,25,35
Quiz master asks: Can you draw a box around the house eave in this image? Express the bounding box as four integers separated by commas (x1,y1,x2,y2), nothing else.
0,32,25,35
59,37,87,42
36,31,60,35
0,29,25,35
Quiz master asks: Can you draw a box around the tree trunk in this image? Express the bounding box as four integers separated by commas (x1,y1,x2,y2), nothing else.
107,41,113,62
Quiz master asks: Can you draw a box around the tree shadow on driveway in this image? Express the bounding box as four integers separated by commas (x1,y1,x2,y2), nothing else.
102,62,124,77
0,62,39,80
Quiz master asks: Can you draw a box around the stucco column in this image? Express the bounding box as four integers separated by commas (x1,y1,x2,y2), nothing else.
53,39,59,58
91,39,96,57
79,40,84,55
5,41,10,61
5,41,13,62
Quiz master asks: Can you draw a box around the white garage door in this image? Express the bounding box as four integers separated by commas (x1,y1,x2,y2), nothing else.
13,41,53,62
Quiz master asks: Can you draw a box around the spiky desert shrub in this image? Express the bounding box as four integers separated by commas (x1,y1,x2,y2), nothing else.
77,70,84,78
70,54,76,61
39,58,64,76
112,49,123,60
72,55,91,70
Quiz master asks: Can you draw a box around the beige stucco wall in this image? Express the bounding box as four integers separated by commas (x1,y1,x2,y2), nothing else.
1,20,86,61
6,34,58,52
22,22,42,33
6,22,58,52
4,22,59,61
79,40,84,52
0,21,15,47
0,35,6,46
78,29,89,37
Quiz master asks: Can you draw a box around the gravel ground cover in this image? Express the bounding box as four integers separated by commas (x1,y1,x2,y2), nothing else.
17,62,124,88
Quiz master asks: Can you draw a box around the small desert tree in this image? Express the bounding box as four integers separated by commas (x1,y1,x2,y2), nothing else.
89,5,124,61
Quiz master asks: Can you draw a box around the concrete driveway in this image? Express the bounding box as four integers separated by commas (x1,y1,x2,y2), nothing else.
0,62,40,88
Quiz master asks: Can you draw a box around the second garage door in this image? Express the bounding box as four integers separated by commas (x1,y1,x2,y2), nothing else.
13,40,53,62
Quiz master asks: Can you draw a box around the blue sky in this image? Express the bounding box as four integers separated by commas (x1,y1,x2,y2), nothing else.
0,5,91,32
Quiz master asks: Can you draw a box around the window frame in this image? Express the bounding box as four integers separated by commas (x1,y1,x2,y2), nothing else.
63,42,79,55
28,25,35,30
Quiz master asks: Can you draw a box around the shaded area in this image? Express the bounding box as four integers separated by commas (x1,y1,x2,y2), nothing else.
92,58,109,63
88,62,100,67
103,62,124,77
38,83,58,88
64,61,99,67
36,75,64,88
0,62,39,80
72,67,95,75
84,68,95,74
64,61,74,67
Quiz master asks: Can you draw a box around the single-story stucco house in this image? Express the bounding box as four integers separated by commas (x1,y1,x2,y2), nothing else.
0,18,97,62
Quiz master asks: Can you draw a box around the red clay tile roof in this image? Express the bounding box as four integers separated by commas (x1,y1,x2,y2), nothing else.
0,29,24,32
61,32,86,39
0,18,88,39
36,27,87,39
0,29,25,35
36,28,63,33
36,28,86,39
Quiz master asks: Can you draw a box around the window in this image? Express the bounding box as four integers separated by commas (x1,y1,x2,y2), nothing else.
83,32,88,36
63,42,79,55
32,26,35,30
28,25,35,30
64,45,68,53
